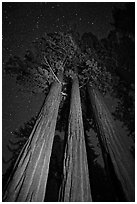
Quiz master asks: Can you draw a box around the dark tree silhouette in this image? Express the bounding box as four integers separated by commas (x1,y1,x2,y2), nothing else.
112,3,135,38
100,3,135,142
3,116,37,192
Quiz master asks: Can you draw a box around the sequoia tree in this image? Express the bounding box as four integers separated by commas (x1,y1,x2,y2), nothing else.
80,52,134,201
59,74,92,201
3,32,77,201
87,83,134,201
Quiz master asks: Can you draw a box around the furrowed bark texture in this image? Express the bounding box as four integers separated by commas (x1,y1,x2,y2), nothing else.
59,76,92,202
3,75,63,202
88,84,134,201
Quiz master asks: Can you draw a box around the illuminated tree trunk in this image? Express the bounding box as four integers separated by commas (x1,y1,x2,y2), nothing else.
87,84,135,201
59,76,92,202
3,73,63,202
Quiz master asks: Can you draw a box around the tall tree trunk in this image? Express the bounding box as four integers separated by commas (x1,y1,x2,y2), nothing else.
59,76,92,202
87,83,134,201
3,73,63,202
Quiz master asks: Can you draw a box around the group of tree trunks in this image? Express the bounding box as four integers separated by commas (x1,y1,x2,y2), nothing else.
3,72,134,201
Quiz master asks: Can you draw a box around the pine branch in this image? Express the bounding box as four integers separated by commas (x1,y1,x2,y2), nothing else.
43,56,62,84
62,55,68,68
47,39,67,54
79,77,90,89
49,45,66,56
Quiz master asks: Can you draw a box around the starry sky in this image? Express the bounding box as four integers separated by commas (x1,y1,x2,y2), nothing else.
2,2,127,173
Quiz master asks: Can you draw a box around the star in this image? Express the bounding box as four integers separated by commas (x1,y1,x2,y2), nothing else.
4,9,7,14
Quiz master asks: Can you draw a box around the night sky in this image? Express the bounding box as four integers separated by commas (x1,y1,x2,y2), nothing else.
2,2,127,174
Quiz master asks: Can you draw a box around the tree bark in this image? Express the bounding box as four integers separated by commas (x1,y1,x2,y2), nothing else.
87,83,134,201
59,76,92,202
3,73,63,202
